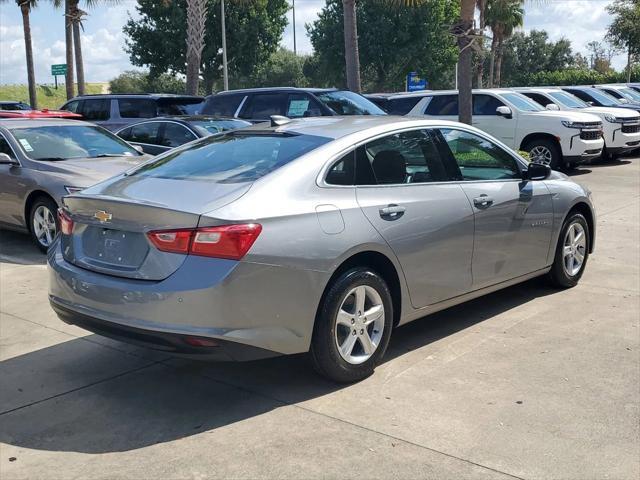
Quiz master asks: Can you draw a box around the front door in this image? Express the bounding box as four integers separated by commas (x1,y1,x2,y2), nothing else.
471,94,517,148
354,128,475,308
437,128,554,289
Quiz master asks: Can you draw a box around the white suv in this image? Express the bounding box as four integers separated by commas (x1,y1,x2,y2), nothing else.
516,87,640,159
407,89,605,169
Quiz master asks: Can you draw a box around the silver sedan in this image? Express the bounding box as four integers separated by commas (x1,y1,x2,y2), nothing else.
48,116,595,382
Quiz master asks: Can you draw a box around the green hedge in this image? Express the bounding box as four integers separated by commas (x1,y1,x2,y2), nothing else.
506,66,640,87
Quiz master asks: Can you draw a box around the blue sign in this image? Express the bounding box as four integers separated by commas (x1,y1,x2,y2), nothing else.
406,72,427,92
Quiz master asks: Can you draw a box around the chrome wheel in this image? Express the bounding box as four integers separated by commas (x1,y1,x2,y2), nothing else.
563,222,586,277
32,205,56,248
334,285,385,365
529,145,553,166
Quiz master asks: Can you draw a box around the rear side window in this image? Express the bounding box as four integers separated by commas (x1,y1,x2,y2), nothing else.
81,99,110,121
0,134,16,158
386,97,421,115
161,123,197,147
241,94,286,119
424,95,458,115
473,94,506,115
118,99,156,118
128,122,161,144
131,132,331,183
202,94,244,116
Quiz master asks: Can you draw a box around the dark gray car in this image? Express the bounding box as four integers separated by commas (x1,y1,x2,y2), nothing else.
0,119,148,251
49,116,596,382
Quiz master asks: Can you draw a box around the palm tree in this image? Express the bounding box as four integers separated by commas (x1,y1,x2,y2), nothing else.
185,0,208,94
486,0,523,87
8,0,39,108
457,0,476,124
64,0,75,99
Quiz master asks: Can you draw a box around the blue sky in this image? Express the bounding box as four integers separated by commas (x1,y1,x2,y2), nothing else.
0,0,626,85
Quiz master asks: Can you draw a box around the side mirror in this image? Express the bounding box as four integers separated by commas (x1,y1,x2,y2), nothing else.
496,106,513,119
546,103,560,111
587,101,594,106
525,162,551,180
619,98,629,104
0,153,18,165
133,145,144,153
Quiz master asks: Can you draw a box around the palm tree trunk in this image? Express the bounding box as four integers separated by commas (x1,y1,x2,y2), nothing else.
488,35,497,88
457,0,475,125
71,7,85,96
185,0,207,95
64,0,75,100
342,0,361,92
627,46,632,84
495,36,504,87
19,1,37,109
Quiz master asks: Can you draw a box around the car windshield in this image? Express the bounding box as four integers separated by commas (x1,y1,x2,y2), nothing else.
129,131,331,183
10,125,141,160
157,99,203,115
548,91,589,109
188,119,252,136
500,93,545,112
316,91,387,115
581,88,621,107
617,87,640,102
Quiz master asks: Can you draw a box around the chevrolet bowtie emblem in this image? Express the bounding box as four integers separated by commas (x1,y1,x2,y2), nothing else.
94,210,112,222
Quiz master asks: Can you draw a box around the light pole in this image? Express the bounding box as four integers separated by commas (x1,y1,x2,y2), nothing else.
221,0,229,90
292,0,297,55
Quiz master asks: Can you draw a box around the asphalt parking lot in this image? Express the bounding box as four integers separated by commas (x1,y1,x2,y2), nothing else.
1,157,638,480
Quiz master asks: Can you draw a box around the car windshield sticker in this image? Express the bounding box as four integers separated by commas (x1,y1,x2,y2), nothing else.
287,100,310,117
19,138,34,152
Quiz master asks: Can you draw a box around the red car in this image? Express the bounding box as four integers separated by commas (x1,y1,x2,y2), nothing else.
0,109,82,119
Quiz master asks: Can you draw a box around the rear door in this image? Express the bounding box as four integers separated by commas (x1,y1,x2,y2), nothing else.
354,128,474,308
118,121,165,155
0,132,28,228
79,99,110,128
437,127,554,288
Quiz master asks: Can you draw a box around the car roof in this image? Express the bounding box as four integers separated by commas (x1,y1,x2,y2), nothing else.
513,87,563,94
68,93,204,100
366,91,433,99
157,115,246,121
417,88,520,95
212,87,339,96
0,118,94,128
237,115,459,141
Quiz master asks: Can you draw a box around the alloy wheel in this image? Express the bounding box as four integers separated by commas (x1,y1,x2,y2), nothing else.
563,222,587,276
529,145,553,166
334,285,385,365
32,205,56,248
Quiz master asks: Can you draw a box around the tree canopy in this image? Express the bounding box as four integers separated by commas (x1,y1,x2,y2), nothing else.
307,0,460,91
606,0,640,73
124,0,289,93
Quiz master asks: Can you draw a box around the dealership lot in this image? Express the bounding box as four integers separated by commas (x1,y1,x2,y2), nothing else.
0,157,638,479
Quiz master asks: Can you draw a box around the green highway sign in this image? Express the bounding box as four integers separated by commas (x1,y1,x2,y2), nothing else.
51,64,67,76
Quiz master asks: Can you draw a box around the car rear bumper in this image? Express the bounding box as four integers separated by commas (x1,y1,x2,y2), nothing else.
48,242,329,358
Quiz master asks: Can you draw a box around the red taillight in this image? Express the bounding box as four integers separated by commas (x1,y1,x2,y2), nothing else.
57,209,74,235
146,223,262,260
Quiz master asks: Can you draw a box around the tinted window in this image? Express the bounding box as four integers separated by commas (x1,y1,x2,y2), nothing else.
118,98,156,118
241,94,286,119
326,151,356,186
203,94,245,116
128,122,161,144
130,132,331,183
157,98,203,115
286,93,323,118
10,125,140,160
424,95,458,115
315,91,386,115
521,92,552,107
440,128,520,181
602,88,622,99
567,88,619,107
81,99,110,120
473,94,506,115
0,135,15,157
547,91,589,109
62,100,80,113
0,102,30,111
500,93,544,112
386,97,421,115
117,126,132,140
161,123,197,147
361,130,451,185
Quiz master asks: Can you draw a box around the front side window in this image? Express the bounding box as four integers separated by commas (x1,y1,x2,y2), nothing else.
574,88,620,107
618,88,640,102
315,91,386,115
161,123,197,147
424,95,458,115
128,122,161,144
387,97,422,115
473,94,507,115
241,94,286,119
130,131,331,183
118,99,156,118
548,91,589,109
9,126,140,160
286,93,323,118
81,99,110,120
499,93,544,112
439,129,520,181
61,100,80,113
0,135,16,158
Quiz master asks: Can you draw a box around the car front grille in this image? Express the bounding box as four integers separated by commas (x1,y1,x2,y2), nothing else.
580,129,602,140
622,123,640,134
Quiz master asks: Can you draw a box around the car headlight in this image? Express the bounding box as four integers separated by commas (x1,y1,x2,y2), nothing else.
561,120,582,129
64,186,84,194
603,114,617,123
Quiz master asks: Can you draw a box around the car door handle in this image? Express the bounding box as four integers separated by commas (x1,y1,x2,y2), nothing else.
473,195,494,208
379,204,406,219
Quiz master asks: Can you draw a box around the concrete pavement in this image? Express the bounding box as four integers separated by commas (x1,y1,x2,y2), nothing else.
1,157,638,479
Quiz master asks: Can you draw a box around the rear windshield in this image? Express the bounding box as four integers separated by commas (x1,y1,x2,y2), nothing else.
157,98,203,115
316,91,387,115
189,119,251,136
10,125,141,160
130,131,331,183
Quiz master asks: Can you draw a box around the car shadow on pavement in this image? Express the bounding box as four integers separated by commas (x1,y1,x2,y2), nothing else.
0,276,557,454
0,229,46,266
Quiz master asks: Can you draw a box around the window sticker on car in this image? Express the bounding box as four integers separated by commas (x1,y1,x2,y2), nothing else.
287,100,310,117
19,138,34,152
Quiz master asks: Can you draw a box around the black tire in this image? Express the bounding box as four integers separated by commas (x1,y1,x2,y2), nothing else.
525,138,562,171
547,212,590,288
310,268,394,383
28,196,59,253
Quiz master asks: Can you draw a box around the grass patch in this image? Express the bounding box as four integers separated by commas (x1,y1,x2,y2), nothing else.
0,83,105,109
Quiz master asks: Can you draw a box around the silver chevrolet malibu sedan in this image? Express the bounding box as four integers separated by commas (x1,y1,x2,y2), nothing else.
48,116,595,382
